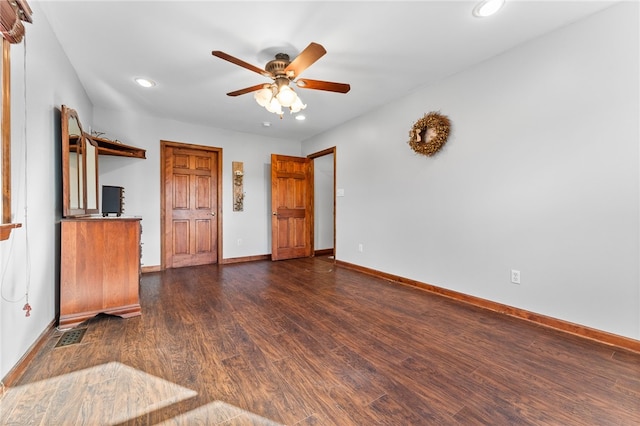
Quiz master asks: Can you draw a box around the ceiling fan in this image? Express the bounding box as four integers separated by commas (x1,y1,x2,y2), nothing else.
212,42,350,116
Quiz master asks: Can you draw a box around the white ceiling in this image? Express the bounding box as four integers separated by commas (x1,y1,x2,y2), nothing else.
38,0,616,141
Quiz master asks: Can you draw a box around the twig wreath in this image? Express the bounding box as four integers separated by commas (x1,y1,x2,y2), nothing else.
408,111,451,156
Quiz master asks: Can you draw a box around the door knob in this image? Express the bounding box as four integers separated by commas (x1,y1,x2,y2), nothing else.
210,212,216,216
272,212,277,216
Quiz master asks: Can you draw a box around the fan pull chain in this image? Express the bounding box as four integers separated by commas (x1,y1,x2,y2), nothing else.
23,294,31,317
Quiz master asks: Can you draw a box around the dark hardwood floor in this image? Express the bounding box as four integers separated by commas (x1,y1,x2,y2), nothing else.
3,257,640,425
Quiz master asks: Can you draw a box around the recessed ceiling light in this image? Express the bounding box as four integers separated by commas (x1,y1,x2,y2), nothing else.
134,77,156,88
473,0,505,18
262,121,271,127
295,115,306,121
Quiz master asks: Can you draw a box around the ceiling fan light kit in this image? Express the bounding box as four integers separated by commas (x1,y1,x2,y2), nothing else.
254,81,307,116
212,42,350,118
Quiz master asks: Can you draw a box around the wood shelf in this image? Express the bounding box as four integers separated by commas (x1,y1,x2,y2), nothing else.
0,222,22,240
90,136,146,159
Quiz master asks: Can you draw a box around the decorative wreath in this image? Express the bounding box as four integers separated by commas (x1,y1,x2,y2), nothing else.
408,111,451,156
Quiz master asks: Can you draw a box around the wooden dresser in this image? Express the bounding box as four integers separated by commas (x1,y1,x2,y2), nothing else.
60,217,142,329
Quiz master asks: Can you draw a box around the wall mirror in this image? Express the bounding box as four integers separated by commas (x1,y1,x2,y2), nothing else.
61,105,98,217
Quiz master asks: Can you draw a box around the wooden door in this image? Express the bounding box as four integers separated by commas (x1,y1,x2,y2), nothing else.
271,154,313,261
163,142,220,268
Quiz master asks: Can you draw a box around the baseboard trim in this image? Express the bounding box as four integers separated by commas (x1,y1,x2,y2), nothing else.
221,254,271,264
314,248,334,256
335,260,640,354
142,255,274,272
1,319,57,388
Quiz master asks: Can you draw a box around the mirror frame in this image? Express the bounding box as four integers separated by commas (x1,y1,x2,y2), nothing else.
61,105,99,217
84,133,99,213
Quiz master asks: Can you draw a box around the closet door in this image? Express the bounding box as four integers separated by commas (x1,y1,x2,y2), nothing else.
163,142,220,268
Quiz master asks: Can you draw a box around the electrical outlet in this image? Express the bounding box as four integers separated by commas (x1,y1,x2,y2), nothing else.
511,269,521,284
237,239,242,246
358,243,363,253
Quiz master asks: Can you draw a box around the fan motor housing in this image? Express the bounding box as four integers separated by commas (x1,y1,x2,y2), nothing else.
265,53,290,77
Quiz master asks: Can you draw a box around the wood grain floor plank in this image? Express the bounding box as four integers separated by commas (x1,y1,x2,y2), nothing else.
4,257,639,425
334,341,455,421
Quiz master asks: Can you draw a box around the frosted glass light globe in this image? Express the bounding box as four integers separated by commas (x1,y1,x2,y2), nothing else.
276,85,297,107
254,88,273,107
289,96,307,113
266,98,283,115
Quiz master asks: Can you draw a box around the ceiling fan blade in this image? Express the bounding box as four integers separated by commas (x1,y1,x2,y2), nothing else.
212,51,270,77
284,42,326,78
227,84,269,97
296,79,351,93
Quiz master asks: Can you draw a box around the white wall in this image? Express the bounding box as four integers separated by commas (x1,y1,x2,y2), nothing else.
303,3,639,340
0,1,93,379
92,108,300,266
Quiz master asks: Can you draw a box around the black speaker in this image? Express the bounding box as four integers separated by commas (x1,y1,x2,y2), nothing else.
102,185,124,217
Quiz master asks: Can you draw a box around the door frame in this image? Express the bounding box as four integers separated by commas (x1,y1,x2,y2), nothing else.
307,147,336,256
160,140,223,269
